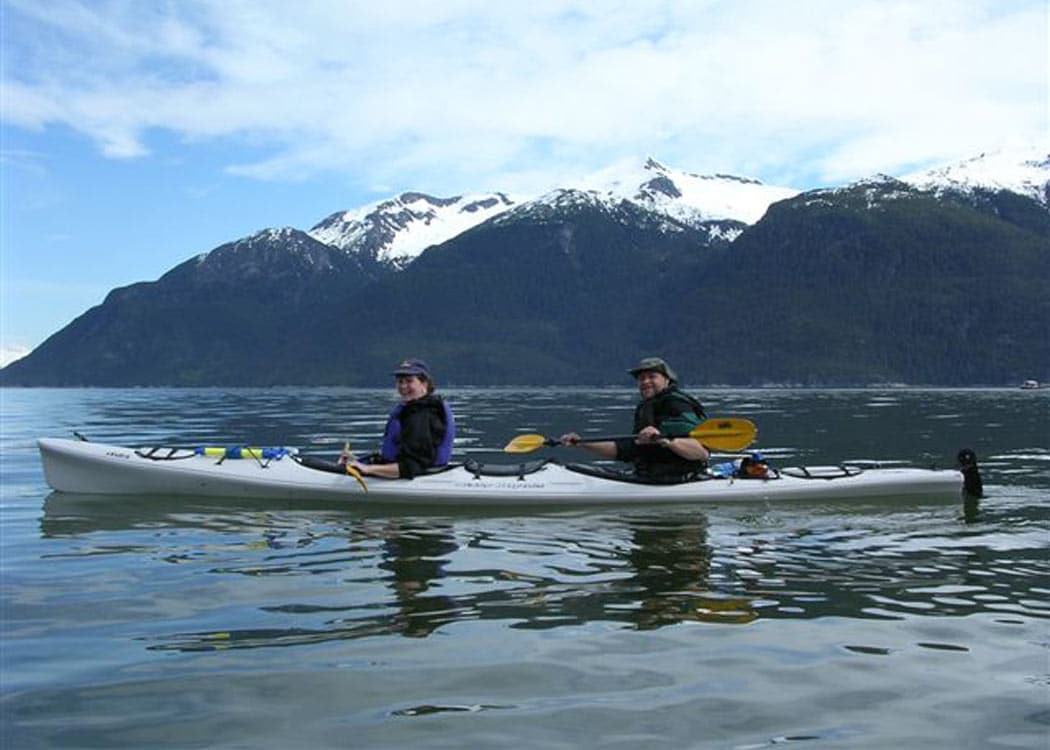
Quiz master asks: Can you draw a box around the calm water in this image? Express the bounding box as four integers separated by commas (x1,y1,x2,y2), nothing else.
1,387,1048,749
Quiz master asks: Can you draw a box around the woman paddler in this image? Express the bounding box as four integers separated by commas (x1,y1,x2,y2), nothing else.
342,359,456,479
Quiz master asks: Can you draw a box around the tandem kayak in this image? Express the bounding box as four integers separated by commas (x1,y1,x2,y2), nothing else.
37,437,974,507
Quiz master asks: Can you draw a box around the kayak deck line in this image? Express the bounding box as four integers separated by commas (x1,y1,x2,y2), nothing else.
37,437,973,507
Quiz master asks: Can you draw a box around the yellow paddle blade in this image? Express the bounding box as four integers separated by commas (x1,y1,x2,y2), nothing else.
690,418,757,452
503,418,757,455
345,464,369,493
503,434,550,454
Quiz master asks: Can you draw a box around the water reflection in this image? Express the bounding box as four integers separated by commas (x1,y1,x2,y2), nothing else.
371,520,460,638
35,496,1039,655
619,515,757,627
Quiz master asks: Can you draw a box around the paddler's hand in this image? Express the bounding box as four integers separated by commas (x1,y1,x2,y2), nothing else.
348,460,368,475
559,432,581,447
636,426,664,445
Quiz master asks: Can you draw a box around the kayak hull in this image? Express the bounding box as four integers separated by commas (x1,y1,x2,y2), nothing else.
38,438,964,507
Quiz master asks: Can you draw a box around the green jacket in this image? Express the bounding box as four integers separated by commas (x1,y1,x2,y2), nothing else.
615,387,707,480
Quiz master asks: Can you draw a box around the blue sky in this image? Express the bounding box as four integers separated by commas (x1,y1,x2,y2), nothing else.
2,0,1047,365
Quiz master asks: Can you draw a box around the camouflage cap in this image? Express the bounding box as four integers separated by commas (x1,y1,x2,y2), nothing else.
628,357,678,383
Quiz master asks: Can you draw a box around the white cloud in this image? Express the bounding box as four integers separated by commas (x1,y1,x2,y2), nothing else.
1,0,1046,192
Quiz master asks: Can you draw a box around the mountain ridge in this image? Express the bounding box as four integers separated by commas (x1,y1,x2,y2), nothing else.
302,156,805,268
3,146,1047,386
305,146,1048,272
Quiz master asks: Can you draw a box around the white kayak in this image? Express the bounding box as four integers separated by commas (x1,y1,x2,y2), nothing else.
38,437,969,507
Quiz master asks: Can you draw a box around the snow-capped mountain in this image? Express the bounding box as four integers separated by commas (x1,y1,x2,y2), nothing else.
192,227,332,267
570,156,799,225
302,149,1046,271
492,158,800,243
308,192,518,267
794,147,1050,213
307,158,800,265
903,147,1050,206
166,227,369,287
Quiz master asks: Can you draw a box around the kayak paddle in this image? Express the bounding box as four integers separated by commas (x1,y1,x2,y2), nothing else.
344,463,368,492
341,441,368,492
503,417,757,454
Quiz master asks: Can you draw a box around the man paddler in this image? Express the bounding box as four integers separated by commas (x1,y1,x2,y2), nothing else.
559,357,709,482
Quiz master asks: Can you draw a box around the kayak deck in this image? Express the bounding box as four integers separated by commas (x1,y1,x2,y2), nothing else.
38,437,966,506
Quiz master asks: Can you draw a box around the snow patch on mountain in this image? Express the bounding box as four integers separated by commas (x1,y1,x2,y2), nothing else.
903,147,1050,206
0,344,30,368
801,172,949,212
309,192,518,265
491,157,797,243
492,186,695,237
572,157,799,225
194,227,309,259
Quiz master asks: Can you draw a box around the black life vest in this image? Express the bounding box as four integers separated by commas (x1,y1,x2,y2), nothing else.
632,387,706,437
